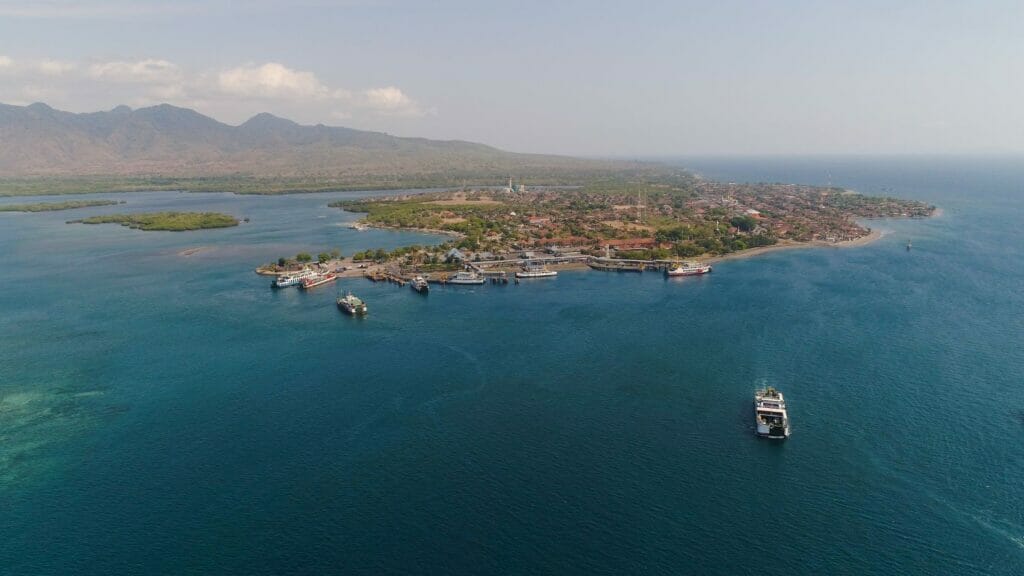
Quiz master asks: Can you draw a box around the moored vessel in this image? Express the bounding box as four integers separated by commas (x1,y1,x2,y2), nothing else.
666,262,712,276
588,260,643,272
754,387,790,439
515,265,557,279
446,271,485,285
411,276,429,293
337,292,368,315
300,272,337,290
273,268,317,288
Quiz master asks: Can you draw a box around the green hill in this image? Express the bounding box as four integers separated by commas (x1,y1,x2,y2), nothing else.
0,102,661,195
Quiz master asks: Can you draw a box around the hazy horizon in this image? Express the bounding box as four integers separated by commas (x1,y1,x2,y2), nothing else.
1,0,1021,157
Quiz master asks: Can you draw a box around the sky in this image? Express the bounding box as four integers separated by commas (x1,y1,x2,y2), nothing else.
0,0,1021,156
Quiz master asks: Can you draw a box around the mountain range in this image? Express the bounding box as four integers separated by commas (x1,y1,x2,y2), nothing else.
0,102,637,183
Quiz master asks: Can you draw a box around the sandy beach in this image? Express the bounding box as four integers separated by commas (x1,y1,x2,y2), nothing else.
707,228,884,265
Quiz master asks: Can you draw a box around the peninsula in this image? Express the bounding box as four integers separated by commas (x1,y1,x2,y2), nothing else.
68,211,239,231
325,176,934,266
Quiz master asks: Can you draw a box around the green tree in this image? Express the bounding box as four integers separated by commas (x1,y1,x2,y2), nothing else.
317,252,330,264
277,257,287,267
296,252,312,263
730,215,757,232
330,249,342,260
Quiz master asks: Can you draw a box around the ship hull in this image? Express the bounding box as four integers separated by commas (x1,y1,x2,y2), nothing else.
300,275,336,290
666,266,712,277
337,304,367,316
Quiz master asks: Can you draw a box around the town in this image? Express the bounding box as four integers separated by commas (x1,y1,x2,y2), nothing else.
320,176,934,267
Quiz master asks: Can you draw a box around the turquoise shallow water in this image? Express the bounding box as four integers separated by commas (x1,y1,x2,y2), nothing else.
1,159,1022,575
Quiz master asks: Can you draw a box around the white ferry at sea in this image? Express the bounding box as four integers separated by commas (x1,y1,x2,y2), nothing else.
515,265,557,279
447,271,486,285
754,387,790,439
411,276,429,293
273,268,317,288
337,292,368,316
665,262,712,277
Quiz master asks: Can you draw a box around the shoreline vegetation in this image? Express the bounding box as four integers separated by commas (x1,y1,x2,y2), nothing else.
0,199,124,212
68,211,239,231
705,228,884,264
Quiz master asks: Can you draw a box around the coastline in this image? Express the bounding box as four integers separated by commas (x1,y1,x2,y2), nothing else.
707,228,884,264
362,222,465,238
255,202,948,276
254,229,887,276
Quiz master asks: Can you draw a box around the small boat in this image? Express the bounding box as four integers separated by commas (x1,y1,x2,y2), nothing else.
446,271,485,285
337,292,368,315
515,265,557,279
411,276,429,294
754,387,790,439
300,272,337,290
666,262,712,277
273,268,316,288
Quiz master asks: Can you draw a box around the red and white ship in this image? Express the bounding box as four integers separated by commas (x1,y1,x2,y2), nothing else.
665,262,712,276
300,272,337,290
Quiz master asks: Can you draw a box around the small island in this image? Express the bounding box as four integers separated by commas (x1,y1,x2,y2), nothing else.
0,199,125,212
68,211,240,231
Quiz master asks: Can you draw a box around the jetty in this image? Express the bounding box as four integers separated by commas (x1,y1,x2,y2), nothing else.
364,270,407,286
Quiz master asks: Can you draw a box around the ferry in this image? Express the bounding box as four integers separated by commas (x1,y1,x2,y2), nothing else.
754,387,790,439
446,271,485,285
337,292,368,315
411,276,429,294
665,262,712,277
515,265,557,279
272,268,316,288
588,260,643,273
300,272,337,290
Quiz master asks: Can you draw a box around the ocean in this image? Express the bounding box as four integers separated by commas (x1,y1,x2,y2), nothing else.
0,157,1021,575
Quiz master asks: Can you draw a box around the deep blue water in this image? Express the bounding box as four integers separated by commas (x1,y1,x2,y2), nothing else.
1,159,1022,575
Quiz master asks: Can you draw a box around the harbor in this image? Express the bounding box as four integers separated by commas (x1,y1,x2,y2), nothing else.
258,254,713,292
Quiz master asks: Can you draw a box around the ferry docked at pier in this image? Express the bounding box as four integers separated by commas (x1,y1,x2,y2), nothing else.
300,272,337,290
411,276,429,293
337,292,368,315
273,268,317,288
588,260,643,272
754,387,790,439
446,271,485,285
515,265,557,279
666,262,712,277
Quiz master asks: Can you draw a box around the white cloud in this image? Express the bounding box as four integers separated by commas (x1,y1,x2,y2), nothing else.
89,59,181,84
0,55,426,125
218,62,329,100
361,86,422,116
37,59,76,75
